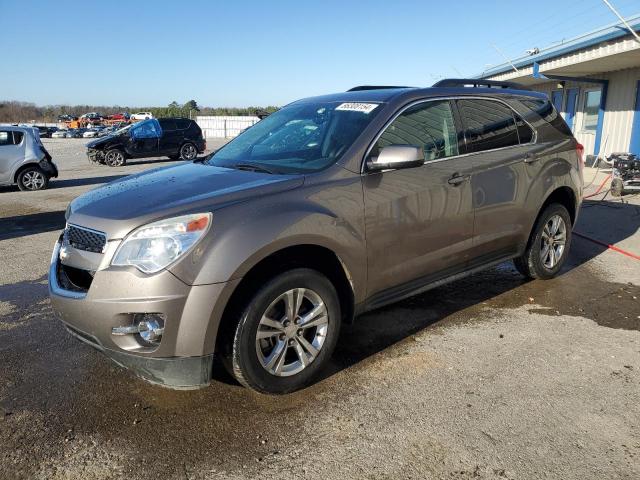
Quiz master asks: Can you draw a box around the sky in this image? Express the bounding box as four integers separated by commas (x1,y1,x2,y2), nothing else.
1,0,639,108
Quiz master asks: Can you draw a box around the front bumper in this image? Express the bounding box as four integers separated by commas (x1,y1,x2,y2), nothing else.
48,239,238,389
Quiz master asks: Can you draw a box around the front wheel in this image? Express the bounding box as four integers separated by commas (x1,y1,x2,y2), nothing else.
17,166,49,191
225,268,341,394
179,142,197,160
514,203,572,280
104,149,126,167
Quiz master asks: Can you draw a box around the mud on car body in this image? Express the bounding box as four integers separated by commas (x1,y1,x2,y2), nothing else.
50,80,583,394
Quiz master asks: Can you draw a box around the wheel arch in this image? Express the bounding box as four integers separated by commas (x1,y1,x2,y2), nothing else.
13,161,43,183
522,185,577,253
214,244,355,356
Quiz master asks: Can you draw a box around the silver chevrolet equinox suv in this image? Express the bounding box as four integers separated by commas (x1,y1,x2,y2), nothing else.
49,80,583,394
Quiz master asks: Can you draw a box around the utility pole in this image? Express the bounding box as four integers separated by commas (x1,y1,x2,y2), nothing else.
601,0,640,44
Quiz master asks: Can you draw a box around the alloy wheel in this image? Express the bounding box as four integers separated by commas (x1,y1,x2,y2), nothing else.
540,214,567,269
105,150,125,167
255,288,329,377
22,170,46,190
181,144,197,160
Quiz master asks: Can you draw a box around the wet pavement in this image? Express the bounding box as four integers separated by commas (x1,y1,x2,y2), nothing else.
1,147,639,479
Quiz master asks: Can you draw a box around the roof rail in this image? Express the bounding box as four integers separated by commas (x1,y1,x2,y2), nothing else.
347,85,410,92
432,78,530,91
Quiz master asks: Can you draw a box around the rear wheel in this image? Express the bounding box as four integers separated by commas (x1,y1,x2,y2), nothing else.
224,268,341,394
179,142,197,160
514,203,572,279
104,149,126,167
17,166,49,191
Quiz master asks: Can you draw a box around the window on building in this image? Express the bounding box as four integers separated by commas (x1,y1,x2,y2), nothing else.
374,100,459,161
457,99,520,153
582,89,601,132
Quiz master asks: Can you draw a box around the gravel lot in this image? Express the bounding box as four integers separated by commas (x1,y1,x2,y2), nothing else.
1,139,639,479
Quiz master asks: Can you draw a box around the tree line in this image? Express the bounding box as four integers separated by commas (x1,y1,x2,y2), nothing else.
0,100,279,123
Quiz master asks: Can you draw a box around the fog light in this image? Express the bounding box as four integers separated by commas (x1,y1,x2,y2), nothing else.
135,313,165,345
111,313,165,347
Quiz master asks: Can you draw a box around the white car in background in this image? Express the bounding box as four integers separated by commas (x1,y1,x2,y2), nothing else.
51,130,68,138
82,128,102,138
131,111,154,120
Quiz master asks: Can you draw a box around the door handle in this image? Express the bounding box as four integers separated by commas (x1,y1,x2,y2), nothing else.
447,173,469,186
524,153,538,163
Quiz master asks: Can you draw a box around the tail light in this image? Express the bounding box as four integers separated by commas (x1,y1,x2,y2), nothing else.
576,142,585,184
576,142,584,164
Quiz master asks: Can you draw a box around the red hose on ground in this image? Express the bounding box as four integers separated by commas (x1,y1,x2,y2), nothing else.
574,173,640,260
583,173,611,199
573,232,640,261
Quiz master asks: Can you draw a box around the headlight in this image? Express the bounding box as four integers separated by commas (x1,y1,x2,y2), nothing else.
111,213,211,273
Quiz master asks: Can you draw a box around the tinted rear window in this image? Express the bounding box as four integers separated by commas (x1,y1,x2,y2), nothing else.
175,119,191,129
457,99,519,153
520,99,572,136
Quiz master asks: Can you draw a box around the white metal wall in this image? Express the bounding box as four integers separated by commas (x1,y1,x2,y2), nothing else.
195,116,260,139
528,66,640,156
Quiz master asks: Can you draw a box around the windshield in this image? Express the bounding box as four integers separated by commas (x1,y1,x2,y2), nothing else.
206,101,382,174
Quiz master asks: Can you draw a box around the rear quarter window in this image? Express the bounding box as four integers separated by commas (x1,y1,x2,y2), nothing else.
514,98,572,137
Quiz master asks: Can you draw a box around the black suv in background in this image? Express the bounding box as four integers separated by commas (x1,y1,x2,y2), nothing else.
87,118,206,166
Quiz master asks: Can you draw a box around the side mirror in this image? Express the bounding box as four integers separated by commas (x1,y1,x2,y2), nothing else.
366,145,425,171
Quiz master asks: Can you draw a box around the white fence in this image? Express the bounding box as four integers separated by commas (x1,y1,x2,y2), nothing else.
196,116,260,139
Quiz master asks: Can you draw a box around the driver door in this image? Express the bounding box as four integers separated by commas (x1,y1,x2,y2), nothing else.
362,100,475,301
128,120,161,157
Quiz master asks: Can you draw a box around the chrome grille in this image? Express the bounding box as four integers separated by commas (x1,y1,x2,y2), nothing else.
64,225,106,253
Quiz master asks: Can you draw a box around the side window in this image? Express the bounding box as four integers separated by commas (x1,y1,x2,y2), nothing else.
131,119,160,139
515,114,534,144
13,131,24,144
175,119,190,129
158,119,177,131
0,131,10,146
457,99,519,153
374,100,459,161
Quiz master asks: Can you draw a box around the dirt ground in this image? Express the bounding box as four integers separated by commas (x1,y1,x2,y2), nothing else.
1,139,639,480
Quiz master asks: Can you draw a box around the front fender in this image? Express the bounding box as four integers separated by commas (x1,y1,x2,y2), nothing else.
168,175,367,302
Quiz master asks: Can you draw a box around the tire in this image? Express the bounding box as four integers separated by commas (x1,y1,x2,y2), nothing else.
179,142,197,160
224,268,341,394
17,166,49,191
514,203,572,280
104,149,126,167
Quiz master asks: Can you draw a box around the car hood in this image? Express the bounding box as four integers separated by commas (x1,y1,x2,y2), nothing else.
67,162,304,239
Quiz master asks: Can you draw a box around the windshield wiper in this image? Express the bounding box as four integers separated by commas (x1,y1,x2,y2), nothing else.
233,163,276,174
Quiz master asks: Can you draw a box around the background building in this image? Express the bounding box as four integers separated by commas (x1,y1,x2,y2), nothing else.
479,14,640,158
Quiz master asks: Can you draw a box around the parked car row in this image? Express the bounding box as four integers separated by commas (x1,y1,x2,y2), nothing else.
57,112,154,122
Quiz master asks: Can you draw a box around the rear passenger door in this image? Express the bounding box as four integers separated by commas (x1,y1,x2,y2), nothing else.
0,130,24,184
158,119,181,155
362,100,475,299
455,98,535,266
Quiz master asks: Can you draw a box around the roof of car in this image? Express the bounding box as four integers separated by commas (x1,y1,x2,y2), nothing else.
294,85,547,106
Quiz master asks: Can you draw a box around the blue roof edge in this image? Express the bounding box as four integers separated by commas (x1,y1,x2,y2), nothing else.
477,14,640,79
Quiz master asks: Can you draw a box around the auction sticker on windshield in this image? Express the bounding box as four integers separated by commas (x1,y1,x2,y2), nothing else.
335,103,379,114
